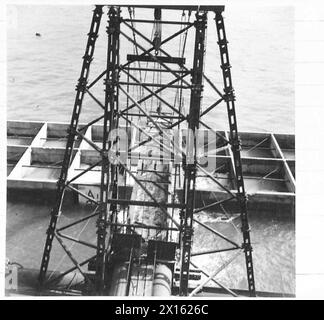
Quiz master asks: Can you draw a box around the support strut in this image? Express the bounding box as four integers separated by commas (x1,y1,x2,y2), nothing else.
215,11,256,297
179,11,207,296
38,5,103,287
95,6,121,294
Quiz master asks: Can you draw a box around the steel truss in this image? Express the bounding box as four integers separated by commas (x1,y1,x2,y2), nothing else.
38,5,256,297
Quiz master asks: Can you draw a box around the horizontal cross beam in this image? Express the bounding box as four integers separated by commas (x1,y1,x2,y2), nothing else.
127,54,186,65
117,5,225,12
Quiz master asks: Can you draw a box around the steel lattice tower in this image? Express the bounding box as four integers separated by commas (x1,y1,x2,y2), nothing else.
38,5,256,297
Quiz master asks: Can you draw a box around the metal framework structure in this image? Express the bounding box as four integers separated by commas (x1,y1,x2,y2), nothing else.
38,5,256,297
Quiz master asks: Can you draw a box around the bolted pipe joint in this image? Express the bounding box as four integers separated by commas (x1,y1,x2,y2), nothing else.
236,192,248,205
230,137,242,152
76,78,88,92
241,241,253,253
96,218,109,231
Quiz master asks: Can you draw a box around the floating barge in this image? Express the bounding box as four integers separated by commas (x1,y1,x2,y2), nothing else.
7,120,295,217
6,120,295,297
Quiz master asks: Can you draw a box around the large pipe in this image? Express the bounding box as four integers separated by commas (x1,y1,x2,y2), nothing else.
152,264,172,296
111,128,173,296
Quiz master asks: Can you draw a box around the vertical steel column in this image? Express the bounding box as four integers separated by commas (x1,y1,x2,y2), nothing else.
179,11,207,296
215,11,256,296
95,6,120,294
38,5,103,287
153,8,162,54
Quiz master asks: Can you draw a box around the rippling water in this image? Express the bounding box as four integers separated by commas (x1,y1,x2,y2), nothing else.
7,5,294,133
192,213,295,293
6,5,295,294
